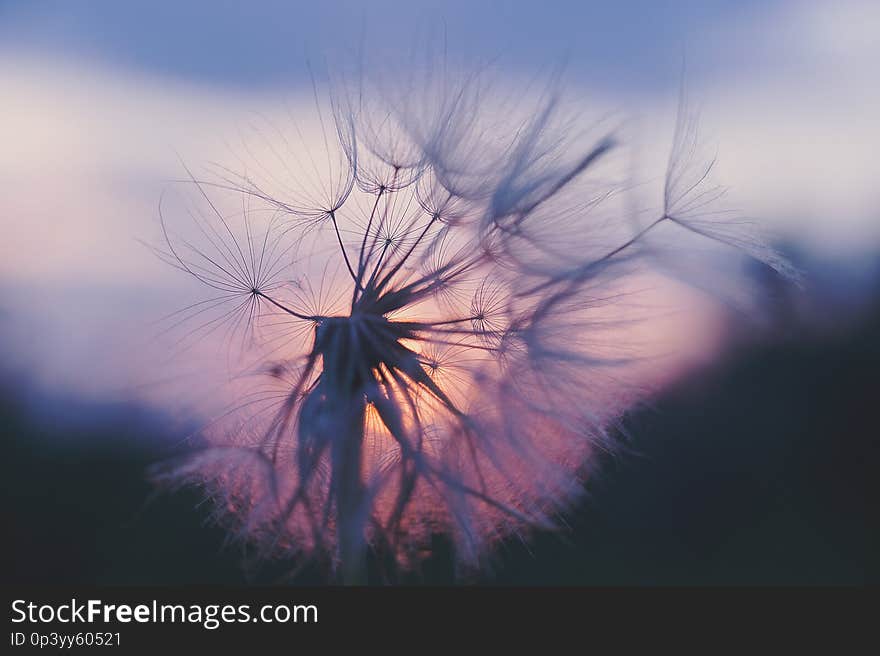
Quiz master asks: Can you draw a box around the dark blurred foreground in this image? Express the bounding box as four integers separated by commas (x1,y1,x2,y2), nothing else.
2,291,874,585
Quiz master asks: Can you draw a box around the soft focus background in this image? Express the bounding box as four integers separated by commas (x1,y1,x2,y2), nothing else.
1,0,875,584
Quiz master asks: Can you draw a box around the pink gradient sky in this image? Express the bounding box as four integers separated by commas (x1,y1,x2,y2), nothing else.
0,0,876,409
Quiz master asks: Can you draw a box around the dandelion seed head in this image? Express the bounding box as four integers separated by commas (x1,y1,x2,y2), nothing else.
151,59,792,581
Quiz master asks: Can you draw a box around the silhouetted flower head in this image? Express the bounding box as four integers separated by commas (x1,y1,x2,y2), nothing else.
151,63,791,582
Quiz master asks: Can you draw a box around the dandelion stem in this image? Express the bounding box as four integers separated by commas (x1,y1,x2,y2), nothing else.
329,210,360,283
522,215,668,297
376,213,440,293
335,398,368,585
353,189,385,303
254,291,320,322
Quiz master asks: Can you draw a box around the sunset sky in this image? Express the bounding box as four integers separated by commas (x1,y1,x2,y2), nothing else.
1,0,877,400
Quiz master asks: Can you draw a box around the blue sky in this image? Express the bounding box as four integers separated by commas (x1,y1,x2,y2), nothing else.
0,0,778,91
